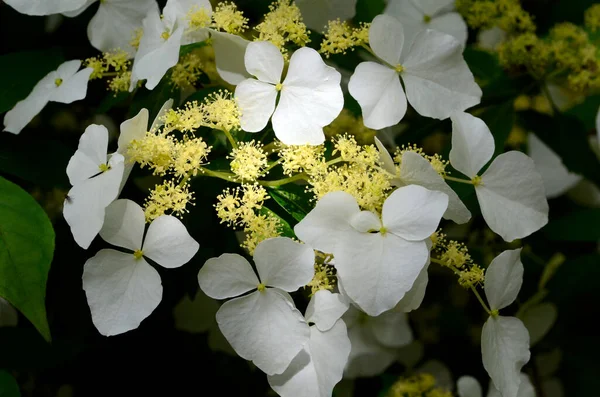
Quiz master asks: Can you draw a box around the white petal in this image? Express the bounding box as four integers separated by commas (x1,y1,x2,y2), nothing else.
374,137,397,175
487,373,536,397
173,289,218,333
4,0,89,15
235,79,278,132
3,74,53,134
402,30,481,119
348,62,406,130
151,99,174,129
118,108,149,155
400,151,471,223
273,47,343,145
484,249,523,310
211,30,251,85
336,233,429,315
66,124,109,185
370,14,404,65
368,309,413,347
88,0,156,55
382,184,448,241
268,320,351,397
216,288,310,375
450,112,495,178
51,62,93,104
383,0,423,57
457,376,482,397
522,302,557,346
528,133,582,198
63,154,125,249
344,324,397,378
395,262,429,312
61,0,95,17
82,249,162,336
253,237,315,292
305,291,349,332
198,253,259,299
482,316,530,397
296,0,357,32
294,191,360,255
349,210,381,233
142,215,199,268
478,151,549,241
431,12,468,46
99,199,145,251
243,41,283,84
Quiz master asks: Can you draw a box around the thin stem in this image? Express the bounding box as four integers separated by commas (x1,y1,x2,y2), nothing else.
201,168,238,182
263,142,279,153
443,175,474,185
470,286,492,315
258,173,307,187
222,129,238,149
264,158,283,172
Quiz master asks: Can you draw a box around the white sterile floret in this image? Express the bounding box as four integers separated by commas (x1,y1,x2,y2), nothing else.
481,249,531,397
210,30,252,85
268,290,351,397
528,134,582,199
83,199,199,336
295,185,448,316
235,41,344,145
449,112,549,242
375,137,471,224
384,0,467,53
4,0,89,15
457,374,536,397
348,15,481,130
63,124,125,249
296,0,357,33
197,237,315,375
3,60,93,134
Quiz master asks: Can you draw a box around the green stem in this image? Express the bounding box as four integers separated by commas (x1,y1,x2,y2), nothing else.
443,175,474,185
258,173,307,187
263,142,279,153
222,129,238,149
201,168,238,182
264,158,283,172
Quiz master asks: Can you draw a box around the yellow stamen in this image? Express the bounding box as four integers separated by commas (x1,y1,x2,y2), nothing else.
471,175,483,186
275,83,283,91
98,163,110,172
133,249,144,260
423,14,432,23
394,64,404,73
161,30,170,40
257,283,266,292
55,78,63,87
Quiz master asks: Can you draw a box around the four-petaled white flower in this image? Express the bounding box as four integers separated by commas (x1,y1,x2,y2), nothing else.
268,290,351,397
348,14,481,130
4,0,89,15
449,112,549,241
83,199,199,336
197,237,315,375
63,124,125,249
295,185,448,316
385,0,467,53
296,0,357,33
457,374,536,397
481,249,531,397
235,41,344,145
3,60,93,134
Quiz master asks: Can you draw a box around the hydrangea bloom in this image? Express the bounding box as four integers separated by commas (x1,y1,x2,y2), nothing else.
348,14,481,129
450,112,549,241
83,199,199,335
295,186,448,315
3,60,93,134
235,41,344,145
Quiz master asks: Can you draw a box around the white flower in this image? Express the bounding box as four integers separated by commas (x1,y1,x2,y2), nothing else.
457,374,536,397
296,0,357,32
481,249,531,397
521,302,557,346
384,0,467,53
267,290,351,397
83,199,199,336
63,124,125,249
450,112,549,241
210,30,251,85
295,185,448,316
3,60,93,134
197,237,315,375
394,239,432,312
528,133,582,199
4,0,89,15
348,15,481,130
375,137,471,224
235,41,344,145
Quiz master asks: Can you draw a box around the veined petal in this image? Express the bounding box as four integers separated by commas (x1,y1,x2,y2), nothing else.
142,215,199,268
244,41,283,84
3,73,54,134
450,112,495,178
235,79,277,132
484,249,523,311
478,151,549,242
395,262,429,312
211,30,251,85
82,249,162,336
482,316,530,397
457,376,482,397
368,309,413,347
344,324,397,378
369,14,404,65
216,288,310,375
4,0,89,15
383,0,423,57
349,210,381,233
305,291,349,332
374,137,397,175
118,108,149,155
100,199,145,251
51,63,93,104
348,62,406,130
382,184,448,241
66,124,109,185
487,373,536,397
431,12,468,46
198,253,259,299
403,30,481,119
253,237,314,292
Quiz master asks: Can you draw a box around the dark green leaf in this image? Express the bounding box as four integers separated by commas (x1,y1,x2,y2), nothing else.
543,208,600,241
259,206,295,238
354,0,385,23
95,91,129,114
267,184,313,222
463,48,502,84
179,41,209,57
0,177,54,341
0,371,20,397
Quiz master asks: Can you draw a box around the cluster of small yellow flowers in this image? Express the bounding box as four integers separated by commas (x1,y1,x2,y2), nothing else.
430,230,447,251
394,143,449,177
319,20,370,58
144,180,194,221
229,141,268,182
333,135,379,167
456,0,535,33
387,373,452,397
323,109,376,144
585,4,600,32
85,50,132,94
128,132,177,176
440,240,474,269
186,5,212,32
255,0,310,55
279,144,327,177
170,53,204,90
172,137,211,179
130,28,144,50
211,2,248,34
505,125,527,147
433,236,486,288
497,33,550,78
458,264,485,288
305,263,336,296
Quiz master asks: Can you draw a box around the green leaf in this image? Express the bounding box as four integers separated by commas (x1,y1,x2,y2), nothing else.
0,371,20,397
0,177,54,342
543,208,600,241
179,40,209,57
267,184,313,223
259,206,295,239
0,49,64,114
463,48,502,84
478,101,516,158
354,0,385,23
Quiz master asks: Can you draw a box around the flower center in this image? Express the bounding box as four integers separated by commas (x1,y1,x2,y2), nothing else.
133,249,144,260
54,78,63,87
471,175,483,186
161,30,171,40
257,283,266,292
275,83,283,91
379,226,388,236
394,64,404,73
423,14,432,23
98,163,111,173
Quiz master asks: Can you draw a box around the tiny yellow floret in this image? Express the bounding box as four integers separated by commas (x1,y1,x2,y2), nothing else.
471,175,483,186
133,249,144,260
55,78,63,87
98,163,110,173
212,2,248,34
257,283,266,292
